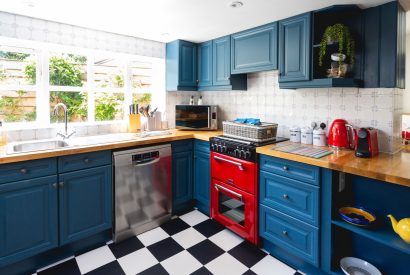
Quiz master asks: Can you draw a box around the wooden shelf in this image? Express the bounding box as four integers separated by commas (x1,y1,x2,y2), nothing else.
332,219,410,255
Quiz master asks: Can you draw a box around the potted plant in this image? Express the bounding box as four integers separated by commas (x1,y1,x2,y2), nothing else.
318,23,355,78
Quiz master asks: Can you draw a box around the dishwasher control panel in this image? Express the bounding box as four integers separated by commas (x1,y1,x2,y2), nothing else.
132,151,159,163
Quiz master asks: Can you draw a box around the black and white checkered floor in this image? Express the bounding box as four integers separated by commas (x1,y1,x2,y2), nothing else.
34,210,304,275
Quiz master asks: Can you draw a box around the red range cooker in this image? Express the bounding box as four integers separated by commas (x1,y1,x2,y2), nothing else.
209,136,287,245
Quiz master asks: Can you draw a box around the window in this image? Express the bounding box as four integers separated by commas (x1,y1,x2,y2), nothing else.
0,39,164,128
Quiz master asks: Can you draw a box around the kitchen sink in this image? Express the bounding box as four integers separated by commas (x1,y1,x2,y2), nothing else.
7,140,70,154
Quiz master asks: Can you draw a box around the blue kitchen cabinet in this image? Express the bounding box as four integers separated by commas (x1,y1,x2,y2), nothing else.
166,40,198,91
172,140,194,212
278,13,311,83
231,23,278,74
194,140,210,215
58,165,112,245
198,41,213,88
212,36,231,86
0,175,58,267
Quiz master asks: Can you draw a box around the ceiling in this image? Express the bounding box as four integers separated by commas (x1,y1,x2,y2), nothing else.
0,0,400,43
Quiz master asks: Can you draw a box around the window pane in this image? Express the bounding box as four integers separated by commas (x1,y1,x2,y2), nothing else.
49,53,87,86
130,60,152,92
95,92,124,121
50,91,87,123
132,93,152,105
0,90,36,122
0,50,36,85
93,57,124,88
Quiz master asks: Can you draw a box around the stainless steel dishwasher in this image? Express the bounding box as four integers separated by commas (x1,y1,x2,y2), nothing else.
113,144,172,242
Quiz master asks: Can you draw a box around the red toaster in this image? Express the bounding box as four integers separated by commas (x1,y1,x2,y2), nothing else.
355,128,379,158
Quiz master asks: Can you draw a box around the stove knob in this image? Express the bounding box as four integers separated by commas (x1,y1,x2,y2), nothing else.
244,151,251,159
211,144,215,151
240,150,246,158
217,145,223,152
234,149,240,157
222,146,227,153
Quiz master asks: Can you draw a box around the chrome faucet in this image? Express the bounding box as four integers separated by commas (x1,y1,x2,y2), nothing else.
53,103,76,139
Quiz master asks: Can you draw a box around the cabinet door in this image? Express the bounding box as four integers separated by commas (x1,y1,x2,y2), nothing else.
279,13,311,82
194,150,210,215
59,166,112,245
0,176,58,266
172,151,193,210
198,41,213,88
231,23,278,74
179,40,198,88
213,36,231,86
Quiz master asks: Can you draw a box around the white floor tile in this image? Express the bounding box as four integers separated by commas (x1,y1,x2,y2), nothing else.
205,253,248,275
117,247,158,275
75,246,116,274
161,250,202,275
208,229,243,251
137,227,169,246
171,227,207,249
179,210,209,226
250,255,296,275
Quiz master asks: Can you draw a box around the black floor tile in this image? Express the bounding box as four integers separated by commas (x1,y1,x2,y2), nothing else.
190,266,213,275
193,219,225,238
85,261,125,275
242,270,258,275
294,272,304,275
147,237,184,261
137,263,169,275
161,217,191,235
38,258,81,275
108,237,144,258
187,239,225,265
228,241,267,268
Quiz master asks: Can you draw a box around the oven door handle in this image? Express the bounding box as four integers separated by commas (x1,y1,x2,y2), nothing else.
214,184,243,201
213,155,244,171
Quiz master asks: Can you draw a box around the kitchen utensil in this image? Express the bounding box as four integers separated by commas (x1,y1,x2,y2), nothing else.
328,119,355,150
387,215,410,243
289,126,301,143
355,128,379,158
338,206,376,227
150,107,158,117
340,257,382,275
301,127,313,144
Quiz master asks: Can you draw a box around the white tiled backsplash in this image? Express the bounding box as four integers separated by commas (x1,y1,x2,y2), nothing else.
166,71,404,154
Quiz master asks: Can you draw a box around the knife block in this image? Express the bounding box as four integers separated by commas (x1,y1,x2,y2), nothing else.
128,114,141,132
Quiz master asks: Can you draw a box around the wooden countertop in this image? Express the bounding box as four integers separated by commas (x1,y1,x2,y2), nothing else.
257,141,410,188
1,130,409,188
0,129,222,164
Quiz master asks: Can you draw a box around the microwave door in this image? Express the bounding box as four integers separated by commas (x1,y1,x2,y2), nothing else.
176,106,210,129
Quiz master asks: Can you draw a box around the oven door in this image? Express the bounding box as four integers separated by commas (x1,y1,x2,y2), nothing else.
211,179,257,244
175,105,211,130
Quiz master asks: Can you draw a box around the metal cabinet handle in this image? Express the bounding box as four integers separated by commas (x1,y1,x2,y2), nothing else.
283,194,289,199
283,166,289,171
52,183,58,188
84,158,90,164
20,168,28,174
59,182,64,188
282,230,288,236
214,184,243,201
213,155,244,171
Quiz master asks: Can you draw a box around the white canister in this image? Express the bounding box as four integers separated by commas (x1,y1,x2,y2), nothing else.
154,111,162,130
301,127,313,145
313,128,327,146
289,127,301,143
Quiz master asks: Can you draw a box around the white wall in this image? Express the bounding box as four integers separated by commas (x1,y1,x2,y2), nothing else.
404,11,410,112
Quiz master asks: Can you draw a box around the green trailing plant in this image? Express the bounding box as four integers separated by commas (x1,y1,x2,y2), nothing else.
319,23,355,67
95,93,123,121
0,90,36,122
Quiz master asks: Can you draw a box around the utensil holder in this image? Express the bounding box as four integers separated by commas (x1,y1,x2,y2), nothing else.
146,117,156,131
128,114,141,132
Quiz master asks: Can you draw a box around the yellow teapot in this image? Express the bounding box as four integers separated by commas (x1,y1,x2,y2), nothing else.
387,215,410,244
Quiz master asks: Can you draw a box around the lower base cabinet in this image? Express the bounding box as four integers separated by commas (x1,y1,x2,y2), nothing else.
194,141,210,215
59,165,112,245
0,176,58,267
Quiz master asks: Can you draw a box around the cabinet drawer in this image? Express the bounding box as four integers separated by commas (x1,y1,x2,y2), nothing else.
58,151,111,173
0,158,57,184
260,171,319,226
172,139,193,153
194,140,210,153
259,155,319,185
260,205,318,266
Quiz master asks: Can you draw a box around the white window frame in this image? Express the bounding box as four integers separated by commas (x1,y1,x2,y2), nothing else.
0,36,165,130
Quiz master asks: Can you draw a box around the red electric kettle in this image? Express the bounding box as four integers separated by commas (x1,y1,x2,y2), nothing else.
328,119,355,150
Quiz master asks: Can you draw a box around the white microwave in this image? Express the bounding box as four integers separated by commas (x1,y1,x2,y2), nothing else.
175,105,218,130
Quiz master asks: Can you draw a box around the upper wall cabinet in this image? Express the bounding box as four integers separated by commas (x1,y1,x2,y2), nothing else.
278,13,311,83
166,40,198,91
231,23,278,74
363,1,405,88
198,41,213,88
